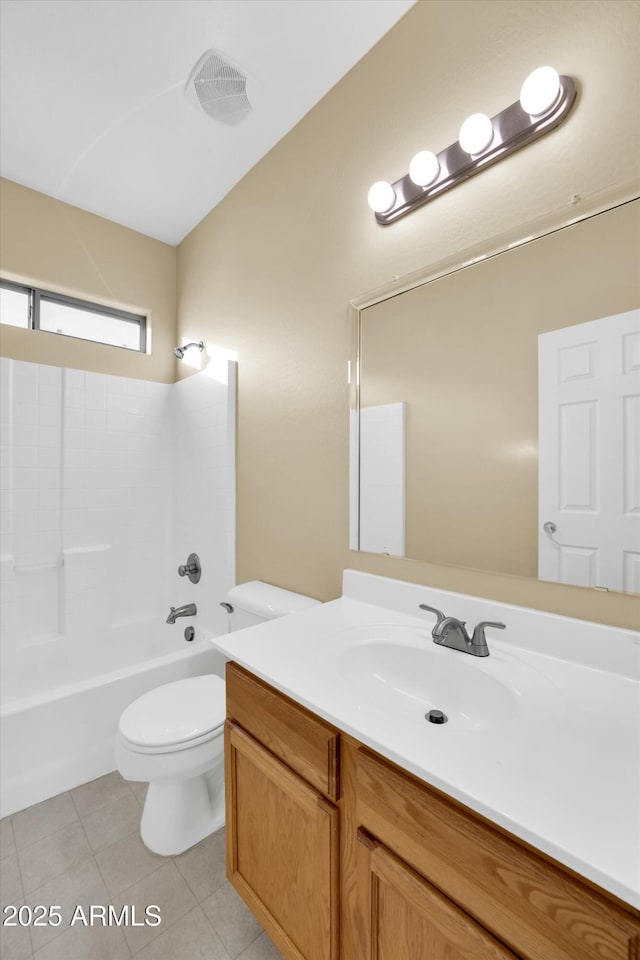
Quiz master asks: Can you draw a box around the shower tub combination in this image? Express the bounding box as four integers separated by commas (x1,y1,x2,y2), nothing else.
0,357,236,818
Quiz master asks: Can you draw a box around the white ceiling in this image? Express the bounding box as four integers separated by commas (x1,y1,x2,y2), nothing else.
0,0,415,245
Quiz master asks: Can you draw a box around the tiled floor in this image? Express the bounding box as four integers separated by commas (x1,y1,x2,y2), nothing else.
1,773,283,960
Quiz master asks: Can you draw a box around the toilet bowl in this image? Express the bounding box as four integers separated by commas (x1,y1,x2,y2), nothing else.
116,581,319,855
116,675,225,855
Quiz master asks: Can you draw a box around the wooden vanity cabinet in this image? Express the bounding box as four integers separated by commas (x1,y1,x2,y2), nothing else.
225,663,340,960
225,664,640,960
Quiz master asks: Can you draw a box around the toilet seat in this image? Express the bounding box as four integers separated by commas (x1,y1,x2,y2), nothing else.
119,675,225,753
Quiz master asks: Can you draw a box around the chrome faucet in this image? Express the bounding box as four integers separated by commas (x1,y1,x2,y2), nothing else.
419,604,505,657
166,603,197,624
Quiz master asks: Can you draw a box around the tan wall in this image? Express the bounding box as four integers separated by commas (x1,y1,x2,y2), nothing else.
0,179,177,382
175,0,640,629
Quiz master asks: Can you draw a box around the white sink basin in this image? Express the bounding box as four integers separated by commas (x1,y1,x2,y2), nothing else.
335,624,556,730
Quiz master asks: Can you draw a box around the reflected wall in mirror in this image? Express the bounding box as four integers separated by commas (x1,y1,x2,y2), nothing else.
351,199,640,594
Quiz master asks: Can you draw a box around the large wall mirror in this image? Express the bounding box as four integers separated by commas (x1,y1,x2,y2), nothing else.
350,198,639,595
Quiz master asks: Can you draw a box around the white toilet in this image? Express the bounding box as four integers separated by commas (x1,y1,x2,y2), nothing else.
116,581,319,856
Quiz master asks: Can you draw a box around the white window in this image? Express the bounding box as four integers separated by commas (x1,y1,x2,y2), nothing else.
0,283,29,328
0,280,146,352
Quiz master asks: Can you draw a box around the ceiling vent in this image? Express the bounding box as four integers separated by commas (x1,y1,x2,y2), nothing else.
187,49,252,126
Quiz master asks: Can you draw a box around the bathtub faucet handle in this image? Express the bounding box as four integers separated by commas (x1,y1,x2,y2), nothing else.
177,553,201,584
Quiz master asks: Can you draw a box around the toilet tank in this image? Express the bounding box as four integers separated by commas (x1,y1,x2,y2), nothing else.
223,580,319,630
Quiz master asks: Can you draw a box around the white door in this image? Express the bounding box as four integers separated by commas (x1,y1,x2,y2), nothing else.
538,309,640,592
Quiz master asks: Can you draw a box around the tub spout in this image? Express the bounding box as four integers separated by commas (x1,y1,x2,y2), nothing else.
166,603,197,624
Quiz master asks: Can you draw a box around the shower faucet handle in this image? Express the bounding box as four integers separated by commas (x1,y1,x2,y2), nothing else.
178,553,201,584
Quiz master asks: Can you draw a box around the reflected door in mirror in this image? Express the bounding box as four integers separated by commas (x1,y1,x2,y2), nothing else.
538,310,640,592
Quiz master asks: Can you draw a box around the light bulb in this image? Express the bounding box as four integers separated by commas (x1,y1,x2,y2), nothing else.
519,66,561,116
367,181,396,214
458,113,494,155
409,151,440,187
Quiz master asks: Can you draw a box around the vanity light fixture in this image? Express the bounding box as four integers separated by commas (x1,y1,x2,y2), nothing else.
367,180,397,214
368,66,575,224
458,113,494,156
408,150,440,187
519,66,562,116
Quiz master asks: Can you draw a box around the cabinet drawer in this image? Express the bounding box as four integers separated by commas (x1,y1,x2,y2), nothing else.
355,746,640,960
226,662,339,800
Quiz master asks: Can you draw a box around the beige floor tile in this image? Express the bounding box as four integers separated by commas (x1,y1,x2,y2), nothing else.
5,786,269,960
31,920,130,959
94,832,164,897
71,773,132,819
1,852,24,903
237,932,283,960
12,794,78,851
26,856,110,953
173,827,226,902
18,822,91,894
115,861,197,955
0,900,33,960
1,816,17,861
128,782,147,808
81,794,141,853
132,906,231,960
201,882,262,959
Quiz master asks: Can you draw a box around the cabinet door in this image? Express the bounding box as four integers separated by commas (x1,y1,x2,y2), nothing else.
225,721,339,960
358,830,519,960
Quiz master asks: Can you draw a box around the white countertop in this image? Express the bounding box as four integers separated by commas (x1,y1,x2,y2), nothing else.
211,570,640,909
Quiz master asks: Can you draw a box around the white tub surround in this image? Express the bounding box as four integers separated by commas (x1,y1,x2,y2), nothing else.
0,357,236,815
171,363,236,641
211,569,640,909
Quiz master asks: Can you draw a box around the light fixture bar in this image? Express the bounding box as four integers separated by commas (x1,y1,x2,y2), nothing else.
373,75,576,225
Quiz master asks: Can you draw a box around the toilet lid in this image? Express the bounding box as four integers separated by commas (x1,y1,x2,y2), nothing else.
119,675,226,748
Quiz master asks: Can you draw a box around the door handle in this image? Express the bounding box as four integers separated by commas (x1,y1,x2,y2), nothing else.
543,521,561,546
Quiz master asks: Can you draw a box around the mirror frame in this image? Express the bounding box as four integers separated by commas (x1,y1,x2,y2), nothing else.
349,184,640,600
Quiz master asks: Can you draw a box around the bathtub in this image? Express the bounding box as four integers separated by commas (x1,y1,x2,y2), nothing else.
0,632,227,818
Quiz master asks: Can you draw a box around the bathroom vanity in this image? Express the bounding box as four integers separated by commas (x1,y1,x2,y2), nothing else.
215,571,640,960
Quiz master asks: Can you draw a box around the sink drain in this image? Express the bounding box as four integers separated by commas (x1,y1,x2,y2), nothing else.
426,709,448,724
